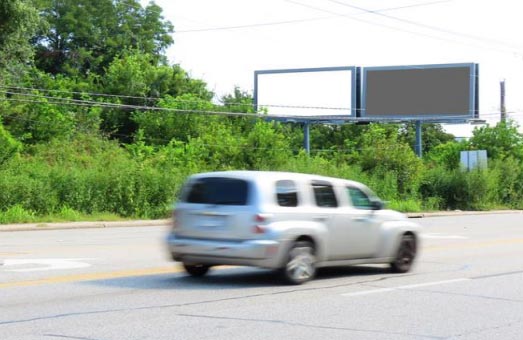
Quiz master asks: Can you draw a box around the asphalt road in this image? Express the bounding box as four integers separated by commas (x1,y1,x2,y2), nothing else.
1,213,523,340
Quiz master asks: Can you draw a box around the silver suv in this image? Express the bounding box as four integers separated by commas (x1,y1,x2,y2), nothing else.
167,171,420,284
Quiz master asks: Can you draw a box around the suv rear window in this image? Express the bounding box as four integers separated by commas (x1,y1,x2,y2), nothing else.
185,177,249,205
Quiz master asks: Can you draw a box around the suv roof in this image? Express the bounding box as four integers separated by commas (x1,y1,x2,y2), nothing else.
189,170,365,188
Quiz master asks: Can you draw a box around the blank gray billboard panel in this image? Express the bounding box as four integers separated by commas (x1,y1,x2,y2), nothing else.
362,64,477,119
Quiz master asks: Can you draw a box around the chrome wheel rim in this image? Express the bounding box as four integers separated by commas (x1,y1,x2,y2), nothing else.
286,246,315,281
397,238,416,267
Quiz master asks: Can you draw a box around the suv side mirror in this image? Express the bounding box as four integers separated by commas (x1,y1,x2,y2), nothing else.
370,199,385,210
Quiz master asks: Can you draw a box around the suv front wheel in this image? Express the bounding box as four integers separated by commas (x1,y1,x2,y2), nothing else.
282,241,316,284
183,263,211,277
390,234,416,273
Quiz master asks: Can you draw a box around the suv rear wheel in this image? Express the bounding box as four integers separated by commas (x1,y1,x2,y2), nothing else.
183,263,211,277
282,241,316,284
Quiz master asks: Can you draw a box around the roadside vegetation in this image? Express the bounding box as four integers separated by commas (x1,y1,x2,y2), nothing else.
1,0,523,223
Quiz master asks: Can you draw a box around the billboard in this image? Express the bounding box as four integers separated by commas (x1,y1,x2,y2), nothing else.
254,66,358,119
361,63,478,120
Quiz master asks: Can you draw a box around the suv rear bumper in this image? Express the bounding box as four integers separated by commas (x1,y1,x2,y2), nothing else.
167,233,288,269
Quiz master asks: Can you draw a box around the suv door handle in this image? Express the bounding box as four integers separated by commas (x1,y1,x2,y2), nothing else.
353,216,369,222
313,216,328,222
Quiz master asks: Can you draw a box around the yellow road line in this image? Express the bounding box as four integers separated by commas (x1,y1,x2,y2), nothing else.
3,238,523,289
0,266,183,289
0,252,30,256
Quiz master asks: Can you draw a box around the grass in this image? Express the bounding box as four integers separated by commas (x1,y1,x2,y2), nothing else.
387,199,423,213
0,205,129,224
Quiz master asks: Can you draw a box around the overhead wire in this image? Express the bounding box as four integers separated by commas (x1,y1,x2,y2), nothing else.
325,0,523,52
284,0,522,56
3,93,520,154
0,106,436,154
3,88,504,120
3,90,521,120
174,0,452,33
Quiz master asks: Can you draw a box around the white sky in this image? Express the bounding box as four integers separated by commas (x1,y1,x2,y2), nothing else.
144,0,523,137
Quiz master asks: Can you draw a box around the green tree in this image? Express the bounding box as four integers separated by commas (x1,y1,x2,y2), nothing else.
3,94,76,143
100,53,212,142
33,0,174,76
399,123,455,154
425,140,469,170
1,68,102,143
131,93,216,145
309,124,368,160
358,124,423,197
0,0,40,73
469,120,523,161
101,54,211,100
243,121,293,169
0,121,22,166
220,87,254,114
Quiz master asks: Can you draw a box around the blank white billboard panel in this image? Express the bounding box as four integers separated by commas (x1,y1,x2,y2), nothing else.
254,67,356,117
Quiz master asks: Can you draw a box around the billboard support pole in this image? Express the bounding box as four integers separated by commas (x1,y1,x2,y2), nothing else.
415,120,422,158
304,121,311,155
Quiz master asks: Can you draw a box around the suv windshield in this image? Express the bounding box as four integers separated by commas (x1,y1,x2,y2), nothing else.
184,177,249,205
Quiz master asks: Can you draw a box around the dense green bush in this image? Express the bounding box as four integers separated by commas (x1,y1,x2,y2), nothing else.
358,124,423,198
2,117,523,224
0,122,22,166
0,135,181,219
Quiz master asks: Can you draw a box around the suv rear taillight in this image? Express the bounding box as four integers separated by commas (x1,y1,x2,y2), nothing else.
254,214,266,223
252,225,266,234
252,214,272,234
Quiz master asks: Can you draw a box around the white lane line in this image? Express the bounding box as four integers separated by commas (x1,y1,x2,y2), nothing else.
422,233,468,239
341,278,471,297
1,258,97,272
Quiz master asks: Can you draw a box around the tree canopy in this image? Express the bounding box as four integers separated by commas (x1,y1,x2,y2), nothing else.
32,0,174,76
0,0,40,75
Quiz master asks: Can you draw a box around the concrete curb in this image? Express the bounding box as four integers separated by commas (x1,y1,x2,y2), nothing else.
405,210,523,218
1,210,522,232
0,219,171,232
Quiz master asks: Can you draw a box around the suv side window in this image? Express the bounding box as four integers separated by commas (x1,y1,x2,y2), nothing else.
276,180,299,207
347,187,373,209
312,180,338,207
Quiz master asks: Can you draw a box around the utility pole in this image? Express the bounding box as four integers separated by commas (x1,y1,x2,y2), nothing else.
500,79,506,122
415,120,422,158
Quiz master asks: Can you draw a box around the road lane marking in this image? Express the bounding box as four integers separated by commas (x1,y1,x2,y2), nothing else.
422,233,467,239
0,252,30,256
2,258,96,272
424,237,523,251
341,278,471,297
0,266,183,289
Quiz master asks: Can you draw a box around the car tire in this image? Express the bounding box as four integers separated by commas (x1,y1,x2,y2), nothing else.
390,234,417,273
281,241,316,285
183,263,211,277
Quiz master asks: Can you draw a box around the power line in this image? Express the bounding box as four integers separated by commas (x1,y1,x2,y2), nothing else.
0,85,157,101
325,0,523,52
174,0,451,34
285,0,522,56
0,85,256,110
1,96,264,118
3,89,498,119
175,16,332,33
0,110,433,154
4,94,522,122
